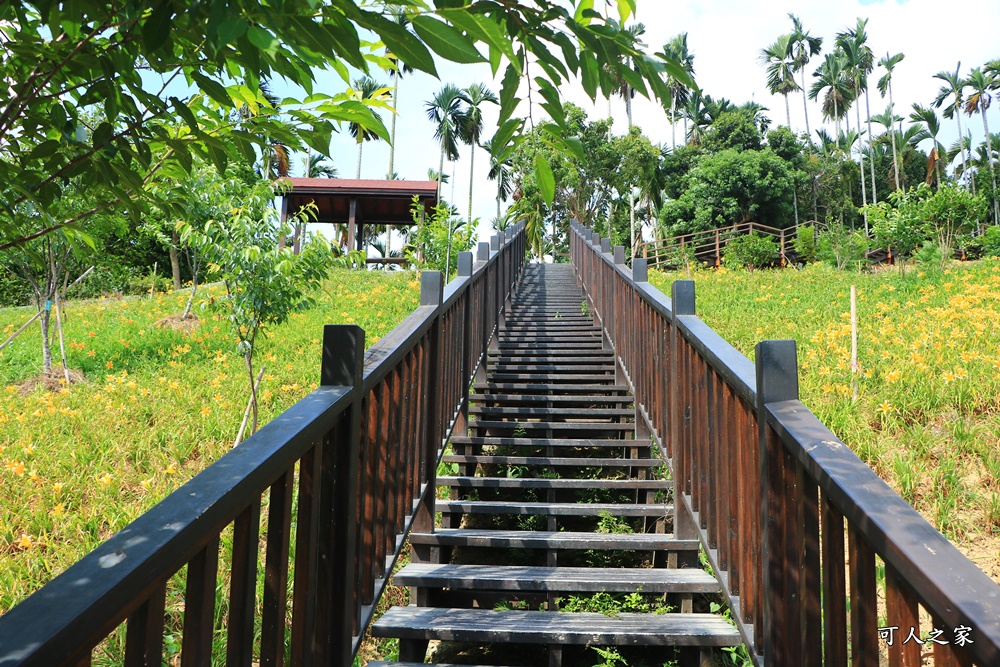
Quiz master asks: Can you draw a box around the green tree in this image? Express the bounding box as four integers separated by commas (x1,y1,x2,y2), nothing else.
810,52,853,139
760,34,800,131
1,0,680,255
659,33,696,150
934,63,971,183
385,9,415,180
344,76,392,178
788,14,823,145
877,52,906,190
920,184,987,258
180,181,329,442
963,67,999,224
836,21,874,228
909,104,947,188
459,83,499,228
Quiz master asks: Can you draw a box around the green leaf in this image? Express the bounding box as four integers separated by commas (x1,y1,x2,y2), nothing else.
142,0,173,52
498,62,520,126
573,0,594,26
247,26,279,54
535,154,555,206
616,0,635,23
443,10,519,72
191,72,235,108
411,15,485,64
358,9,437,76
170,97,199,131
491,118,521,154
92,122,113,148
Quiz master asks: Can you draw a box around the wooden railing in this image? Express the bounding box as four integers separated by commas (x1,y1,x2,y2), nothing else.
571,221,1000,667
636,221,810,268
0,223,526,667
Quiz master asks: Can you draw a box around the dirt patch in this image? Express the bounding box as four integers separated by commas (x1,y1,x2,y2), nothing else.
154,313,200,331
18,365,86,394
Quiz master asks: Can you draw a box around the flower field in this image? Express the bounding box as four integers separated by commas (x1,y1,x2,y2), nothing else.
0,268,419,614
651,261,1000,577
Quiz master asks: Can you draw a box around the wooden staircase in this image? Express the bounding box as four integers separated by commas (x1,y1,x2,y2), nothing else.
371,264,741,666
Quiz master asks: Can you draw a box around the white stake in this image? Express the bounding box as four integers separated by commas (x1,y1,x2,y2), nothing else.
850,285,858,400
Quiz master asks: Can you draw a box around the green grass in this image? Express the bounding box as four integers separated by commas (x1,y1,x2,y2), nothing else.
650,260,1000,544
0,268,419,613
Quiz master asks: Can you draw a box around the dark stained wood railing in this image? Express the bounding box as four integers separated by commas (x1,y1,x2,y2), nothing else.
0,223,526,667
571,220,1000,667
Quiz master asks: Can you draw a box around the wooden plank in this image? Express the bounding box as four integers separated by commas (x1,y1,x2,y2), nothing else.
393,564,720,593
450,437,651,448
821,496,848,667
848,524,878,667
371,608,741,646
441,455,661,467
261,468,294,667
438,500,671,517
227,501,260,667
123,582,166,667
180,537,219,667
437,477,669,490
885,563,920,667
409,529,698,551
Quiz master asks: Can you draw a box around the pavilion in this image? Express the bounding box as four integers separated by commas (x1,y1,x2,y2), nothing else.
279,178,438,257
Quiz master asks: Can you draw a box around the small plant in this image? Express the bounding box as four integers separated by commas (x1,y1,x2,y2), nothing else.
792,224,817,263
581,300,591,317
817,222,870,270
914,239,944,267
590,646,628,667
722,232,777,270
512,422,527,438
974,225,1000,257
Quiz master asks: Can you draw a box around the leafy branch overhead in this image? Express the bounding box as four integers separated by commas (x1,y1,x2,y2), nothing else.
0,0,695,252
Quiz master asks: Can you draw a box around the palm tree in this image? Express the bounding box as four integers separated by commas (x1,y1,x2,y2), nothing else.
425,83,469,272
877,52,905,190
611,22,646,253
458,83,499,229
788,13,823,143
386,11,415,180
683,89,712,144
909,103,946,188
760,34,800,130
837,23,873,228
348,76,390,178
810,52,853,139
482,134,514,219
964,66,999,224
869,106,905,188
659,33,695,149
934,63,970,186
841,19,879,205
302,154,338,178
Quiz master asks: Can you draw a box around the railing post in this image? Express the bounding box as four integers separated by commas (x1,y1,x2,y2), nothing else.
669,281,699,567
456,252,474,438
414,272,443,536
600,237,611,254
755,339,799,664
321,324,364,667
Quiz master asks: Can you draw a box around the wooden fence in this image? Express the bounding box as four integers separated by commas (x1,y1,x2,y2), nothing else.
571,220,1000,666
0,223,526,667
636,221,810,268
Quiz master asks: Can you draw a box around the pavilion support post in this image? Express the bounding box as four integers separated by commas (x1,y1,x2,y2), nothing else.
347,197,358,253
278,196,289,251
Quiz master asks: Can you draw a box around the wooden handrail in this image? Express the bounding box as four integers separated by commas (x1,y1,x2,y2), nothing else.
570,220,1000,666
0,224,528,666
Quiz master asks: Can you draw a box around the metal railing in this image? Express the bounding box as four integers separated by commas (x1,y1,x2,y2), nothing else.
0,224,527,667
571,220,1000,667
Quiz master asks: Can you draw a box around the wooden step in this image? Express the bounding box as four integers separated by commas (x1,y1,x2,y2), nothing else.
438,476,670,490
471,421,635,432
393,564,720,593
372,608,741,646
438,500,670,517
484,375,617,384
410,529,695,550
473,383,630,394
441,455,662,468
487,365,614,374
487,350,612,358
469,394,632,405
451,436,651,448
470,407,632,417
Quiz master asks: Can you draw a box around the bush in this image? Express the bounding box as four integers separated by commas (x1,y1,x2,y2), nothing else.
817,223,869,271
975,225,1000,258
722,232,777,270
793,225,817,263
914,240,944,267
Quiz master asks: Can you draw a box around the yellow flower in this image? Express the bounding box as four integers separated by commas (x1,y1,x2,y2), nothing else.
17,534,33,549
885,370,902,383
50,504,65,517
52,482,64,494
201,406,211,416
942,371,956,384
97,473,113,487
140,478,153,489
877,401,893,414
164,463,177,475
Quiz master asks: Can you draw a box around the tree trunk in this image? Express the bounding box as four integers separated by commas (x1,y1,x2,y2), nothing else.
169,230,182,291
888,86,900,190
356,142,363,179
670,95,677,149
468,142,475,228
956,111,969,185
864,89,877,204
856,99,868,234
801,68,812,142
389,67,400,178
981,109,999,225
39,306,52,374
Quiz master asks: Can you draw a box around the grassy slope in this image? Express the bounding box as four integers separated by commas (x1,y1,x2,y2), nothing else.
0,268,419,612
650,261,1000,568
